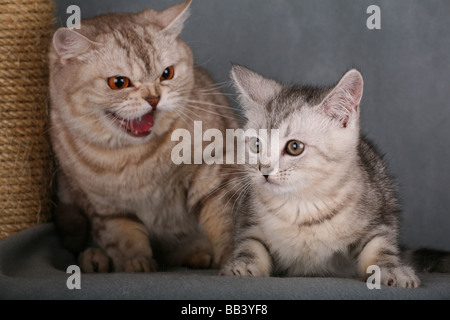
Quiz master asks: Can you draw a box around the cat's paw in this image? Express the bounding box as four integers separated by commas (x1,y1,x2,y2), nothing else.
122,256,158,273
78,247,111,273
185,251,213,269
380,265,420,288
219,260,269,277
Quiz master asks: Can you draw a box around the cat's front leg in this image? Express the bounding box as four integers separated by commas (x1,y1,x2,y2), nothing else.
358,235,420,288
219,236,272,277
83,214,157,273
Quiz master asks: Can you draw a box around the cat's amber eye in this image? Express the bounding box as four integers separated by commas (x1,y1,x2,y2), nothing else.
285,140,305,156
249,137,261,154
160,66,175,81
107,76,131,90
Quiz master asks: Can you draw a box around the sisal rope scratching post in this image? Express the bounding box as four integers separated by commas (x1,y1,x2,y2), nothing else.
0,0,55,239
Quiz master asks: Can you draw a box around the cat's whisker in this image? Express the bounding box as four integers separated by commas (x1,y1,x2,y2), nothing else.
176,81,231,95
45,110,100,129
173,108,193,128
184,99,238,110
45,112,107,134
192,55,217,68
198,80,231,89
195,91,237,97
183,104,244,121
175,106,198,124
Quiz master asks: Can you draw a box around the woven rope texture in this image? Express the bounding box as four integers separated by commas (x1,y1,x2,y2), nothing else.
0,0,54,239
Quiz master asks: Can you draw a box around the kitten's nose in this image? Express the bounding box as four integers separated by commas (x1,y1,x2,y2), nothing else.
145,95,160,109
263,175,269,181
259,165,274,176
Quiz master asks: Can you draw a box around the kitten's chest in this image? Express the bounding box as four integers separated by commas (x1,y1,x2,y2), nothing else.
259,201,355,276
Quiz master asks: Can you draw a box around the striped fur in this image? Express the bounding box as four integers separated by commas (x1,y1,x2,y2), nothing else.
49,1,236,272
220,66,421,288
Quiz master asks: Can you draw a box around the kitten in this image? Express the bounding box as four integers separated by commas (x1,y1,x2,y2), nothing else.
220,65,436,288
49,0,236,272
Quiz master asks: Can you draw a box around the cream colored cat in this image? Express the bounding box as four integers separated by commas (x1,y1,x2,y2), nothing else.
49,0,237,272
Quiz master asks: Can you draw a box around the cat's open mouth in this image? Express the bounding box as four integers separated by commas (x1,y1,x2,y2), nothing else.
106,110,154,138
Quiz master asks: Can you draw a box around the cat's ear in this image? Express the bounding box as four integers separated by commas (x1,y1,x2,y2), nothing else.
320,69,364,127
158,0,192,36
53,28,99,62
231,65,283,108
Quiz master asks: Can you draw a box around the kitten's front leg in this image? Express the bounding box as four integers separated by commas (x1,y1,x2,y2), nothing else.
357,235,420,288
81,214,157,273
220,234,272,277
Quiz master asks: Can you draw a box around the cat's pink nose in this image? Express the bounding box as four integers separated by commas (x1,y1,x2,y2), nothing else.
145,95,160,109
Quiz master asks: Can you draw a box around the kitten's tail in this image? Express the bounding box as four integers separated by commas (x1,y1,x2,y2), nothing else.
402,248,450,273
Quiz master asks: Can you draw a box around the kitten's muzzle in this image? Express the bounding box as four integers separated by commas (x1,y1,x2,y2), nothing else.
145,95,160,109
259,165,275,176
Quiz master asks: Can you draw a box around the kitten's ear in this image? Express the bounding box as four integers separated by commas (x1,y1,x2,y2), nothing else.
53,28,99,62
320,69,364,127
158,0,191,36
231,65,283,108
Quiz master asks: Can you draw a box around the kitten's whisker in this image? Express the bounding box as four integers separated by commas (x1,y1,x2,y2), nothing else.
205,175,249,200
198,178,246,206
230,181,252,216
215,175,251,203
223,178,252,215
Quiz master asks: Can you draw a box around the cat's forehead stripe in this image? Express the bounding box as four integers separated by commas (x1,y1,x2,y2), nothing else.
266,88,302,129
264,86,331,130
112,28,156,76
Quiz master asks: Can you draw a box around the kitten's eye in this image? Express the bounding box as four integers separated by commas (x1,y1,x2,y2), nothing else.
160,66,175,81
285,140,305,156
249,137,261,154
107,76,131,90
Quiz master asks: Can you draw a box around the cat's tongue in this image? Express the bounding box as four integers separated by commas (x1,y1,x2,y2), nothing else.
129,111,153,135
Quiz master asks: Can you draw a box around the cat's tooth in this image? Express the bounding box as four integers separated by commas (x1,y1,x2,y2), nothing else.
135,130,138,135
138,116,142,121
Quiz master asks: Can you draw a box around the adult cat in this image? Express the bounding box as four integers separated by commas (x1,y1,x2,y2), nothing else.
49,0,236,272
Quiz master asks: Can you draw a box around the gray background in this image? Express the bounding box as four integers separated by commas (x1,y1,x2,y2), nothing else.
54,0,450,251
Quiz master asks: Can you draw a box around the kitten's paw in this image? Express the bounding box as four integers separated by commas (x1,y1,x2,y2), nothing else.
123,256,158,273
219,261,269,277
78,247,111,273
380,265,420,288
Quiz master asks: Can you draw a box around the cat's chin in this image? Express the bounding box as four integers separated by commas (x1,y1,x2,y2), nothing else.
260,179,289,195
106,110,154,138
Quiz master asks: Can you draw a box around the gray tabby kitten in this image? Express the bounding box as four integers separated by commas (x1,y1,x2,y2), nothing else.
220,65,427,288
